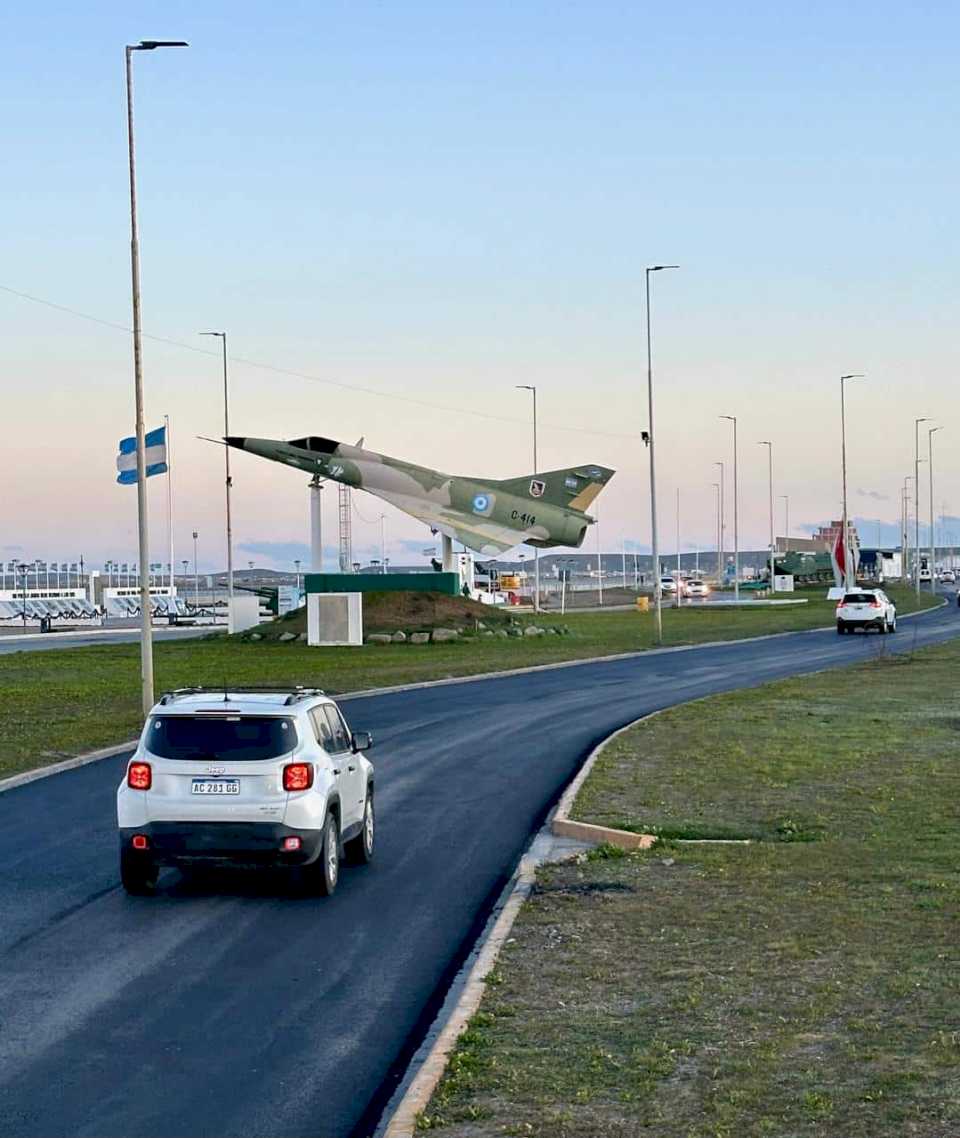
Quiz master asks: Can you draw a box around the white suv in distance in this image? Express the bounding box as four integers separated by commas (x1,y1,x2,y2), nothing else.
685,580,710,598
836,589,897,635
116,688,375,896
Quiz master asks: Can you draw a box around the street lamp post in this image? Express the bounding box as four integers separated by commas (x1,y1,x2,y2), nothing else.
18,564,28,628
712,483,721,581
675,487,682,609
125,38,188,716
840,375,864,589
914,417,929,593
200,331,234,625
515,385,539,612
192,530,199,612
758,441,774,589
929,426,942,595
902,476,912,581
713,461,725,583
720,416,739,601
645,264,678,644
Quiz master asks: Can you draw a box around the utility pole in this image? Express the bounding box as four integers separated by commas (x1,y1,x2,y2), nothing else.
759,440,774,588
720,416,739,601
515,385,539,611
200,331,234,626
124,38,188,715
840,375,864,589
914,417,929,593
714,460,725,583
929,426,941,595
645,264,678,642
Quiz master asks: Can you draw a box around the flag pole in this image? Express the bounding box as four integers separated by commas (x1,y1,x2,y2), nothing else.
165,414,174,595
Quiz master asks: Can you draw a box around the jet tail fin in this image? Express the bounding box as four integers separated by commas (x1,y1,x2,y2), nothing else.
495,464,615,513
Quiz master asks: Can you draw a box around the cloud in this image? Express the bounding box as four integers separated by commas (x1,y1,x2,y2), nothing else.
856,488,888,501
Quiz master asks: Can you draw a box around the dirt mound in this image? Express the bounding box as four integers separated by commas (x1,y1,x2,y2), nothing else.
242,591,511,640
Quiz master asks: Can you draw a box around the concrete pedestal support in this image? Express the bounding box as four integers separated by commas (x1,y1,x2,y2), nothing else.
441,534,454,572
310,477,324,572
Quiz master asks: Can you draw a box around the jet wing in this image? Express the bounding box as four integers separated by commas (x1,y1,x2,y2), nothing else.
380,494,523,556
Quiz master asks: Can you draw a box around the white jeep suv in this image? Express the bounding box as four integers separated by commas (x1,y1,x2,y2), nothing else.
835,589,897,635
116,688,375,896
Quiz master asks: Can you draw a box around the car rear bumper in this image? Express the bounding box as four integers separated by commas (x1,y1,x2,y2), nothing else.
838,617,885,628
118,822,324,867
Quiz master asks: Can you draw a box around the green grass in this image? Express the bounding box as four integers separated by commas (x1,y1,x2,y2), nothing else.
420,631,960,1136
0,584,936,780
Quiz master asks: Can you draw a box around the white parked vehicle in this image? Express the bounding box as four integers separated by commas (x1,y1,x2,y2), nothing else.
685,580,710,598
940,570,955,585
117,687,375,896
659,575,679,595
836,589,897,635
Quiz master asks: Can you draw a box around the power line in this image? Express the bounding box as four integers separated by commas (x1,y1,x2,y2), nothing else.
0,282,642,441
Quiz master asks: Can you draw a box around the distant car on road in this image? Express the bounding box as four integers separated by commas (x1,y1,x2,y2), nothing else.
685,579,710,598
940,570,955,584
836,589,897,635
116,687,375,896
659,575,679,595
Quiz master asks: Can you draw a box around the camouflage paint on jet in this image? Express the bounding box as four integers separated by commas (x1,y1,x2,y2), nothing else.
225,435,615,556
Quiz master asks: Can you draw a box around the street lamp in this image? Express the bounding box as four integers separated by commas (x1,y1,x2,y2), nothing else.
758,441,774,589
719,416,739,601
914,417,930,593
125,38,188,716
515,385,539,612
645,264,678,643
192,530,199,611
17,563,28,628
840,375,864,589
929,426,942,594
200,331,234,623
713,461,725,583
712,482,721,582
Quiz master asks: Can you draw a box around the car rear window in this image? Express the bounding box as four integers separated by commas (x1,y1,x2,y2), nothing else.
843,593,876,604
145,715,298,760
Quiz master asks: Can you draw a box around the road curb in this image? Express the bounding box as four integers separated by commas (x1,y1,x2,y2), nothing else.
0,741,136,795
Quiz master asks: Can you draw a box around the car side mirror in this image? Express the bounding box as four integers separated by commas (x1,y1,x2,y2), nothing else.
352,731,373,752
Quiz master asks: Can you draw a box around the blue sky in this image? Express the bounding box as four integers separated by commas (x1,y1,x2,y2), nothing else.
2,1,959,568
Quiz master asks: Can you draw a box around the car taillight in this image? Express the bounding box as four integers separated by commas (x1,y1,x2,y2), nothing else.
870,599,882,608
283,763,314,791
132,834,149,850
127,761,152,790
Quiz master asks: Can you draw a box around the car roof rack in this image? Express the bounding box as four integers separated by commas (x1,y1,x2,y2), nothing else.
157,685,326,707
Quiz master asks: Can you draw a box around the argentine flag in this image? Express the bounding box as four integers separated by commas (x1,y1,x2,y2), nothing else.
116,425,168,485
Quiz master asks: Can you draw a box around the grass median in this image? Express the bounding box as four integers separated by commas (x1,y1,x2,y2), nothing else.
421,630,960,1136
0,584,937,780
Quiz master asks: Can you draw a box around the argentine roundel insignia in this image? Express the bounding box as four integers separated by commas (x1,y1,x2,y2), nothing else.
472,493,491,513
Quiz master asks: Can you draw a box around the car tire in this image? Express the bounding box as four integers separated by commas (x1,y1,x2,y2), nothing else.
307,811,340,897
345,792,374,866
889,617,897,633
120,849,158,896
836,621,845,635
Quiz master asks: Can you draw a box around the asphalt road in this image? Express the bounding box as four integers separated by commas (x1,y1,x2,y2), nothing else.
0,626,212,654
2,600,959,1138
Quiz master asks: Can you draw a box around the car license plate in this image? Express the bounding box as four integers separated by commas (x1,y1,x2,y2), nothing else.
191,779,240,795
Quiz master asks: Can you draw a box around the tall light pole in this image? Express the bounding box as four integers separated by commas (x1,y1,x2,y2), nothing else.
515,385,539,611
758,441,774,589
675,487,682,609
200,331,234,624
902,476,913,581
192,530,200,612
840,375,864,589
720,416,739,601
914,417,930,593
645,264,678,643
714,460,725,583
125,38,188,716
929,426,941,595
712,482,721,580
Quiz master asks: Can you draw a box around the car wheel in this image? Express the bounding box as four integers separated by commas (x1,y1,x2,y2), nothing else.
345,792,374,866
836,621,844,635
308,811,340,897
889,617,897,633
120,848,158,896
